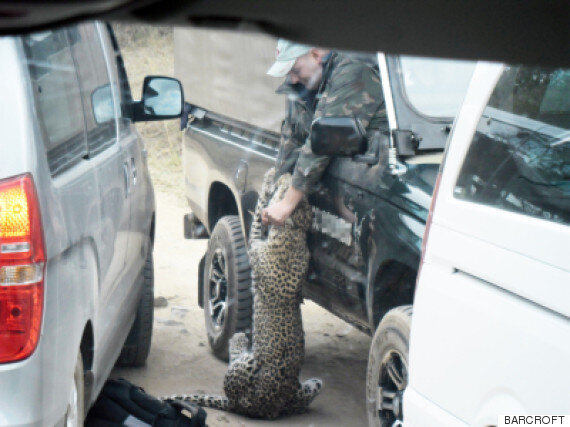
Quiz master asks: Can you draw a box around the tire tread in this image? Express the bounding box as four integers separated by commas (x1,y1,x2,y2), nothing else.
203,215,252,361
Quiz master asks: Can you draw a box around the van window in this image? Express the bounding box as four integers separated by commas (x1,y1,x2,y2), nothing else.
70,23,117,155
96,24,136,137
454,66,570,225
23,29,88,175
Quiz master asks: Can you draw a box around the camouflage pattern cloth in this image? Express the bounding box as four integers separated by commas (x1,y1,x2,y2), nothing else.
285,52,386,193
274,81,316,180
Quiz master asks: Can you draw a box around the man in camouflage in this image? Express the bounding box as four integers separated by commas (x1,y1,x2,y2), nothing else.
262,40,386,225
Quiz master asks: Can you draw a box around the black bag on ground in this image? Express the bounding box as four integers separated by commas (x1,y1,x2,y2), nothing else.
85,378,207,427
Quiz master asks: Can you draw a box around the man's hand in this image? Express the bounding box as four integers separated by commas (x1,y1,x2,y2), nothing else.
261,186,304,226
262,199,294,226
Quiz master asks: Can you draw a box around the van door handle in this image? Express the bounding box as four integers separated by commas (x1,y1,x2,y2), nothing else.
123,162,130,197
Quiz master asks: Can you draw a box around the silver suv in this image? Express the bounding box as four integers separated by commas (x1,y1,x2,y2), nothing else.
0,21,183,425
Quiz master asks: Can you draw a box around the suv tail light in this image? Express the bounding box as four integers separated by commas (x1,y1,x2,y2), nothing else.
0,174,45,363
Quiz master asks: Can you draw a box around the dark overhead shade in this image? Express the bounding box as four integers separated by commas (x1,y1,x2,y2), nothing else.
0,0,568,66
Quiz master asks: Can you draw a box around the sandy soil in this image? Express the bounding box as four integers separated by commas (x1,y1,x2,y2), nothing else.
111,188,372,426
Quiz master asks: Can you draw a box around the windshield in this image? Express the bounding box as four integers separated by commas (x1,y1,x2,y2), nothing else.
399,56,476,118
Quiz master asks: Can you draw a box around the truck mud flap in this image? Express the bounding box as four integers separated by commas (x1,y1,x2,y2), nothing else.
184,212,208,239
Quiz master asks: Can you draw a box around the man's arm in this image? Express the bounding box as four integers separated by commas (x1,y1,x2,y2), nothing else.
264,59,384,225
263,97,311,226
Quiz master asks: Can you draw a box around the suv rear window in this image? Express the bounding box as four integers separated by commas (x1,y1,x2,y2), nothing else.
454,66,570,225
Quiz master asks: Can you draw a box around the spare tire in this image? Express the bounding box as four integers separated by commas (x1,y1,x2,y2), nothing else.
203,215,252,361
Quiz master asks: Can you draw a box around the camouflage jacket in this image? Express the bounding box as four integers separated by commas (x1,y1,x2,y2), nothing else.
277,52,387,193
274,81,316,181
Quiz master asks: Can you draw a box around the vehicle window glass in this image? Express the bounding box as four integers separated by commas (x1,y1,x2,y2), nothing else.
455,66,570,225
399,57,476,118
70,23,118,155
23,29,87,175
102,24,134,137
114,55,135,137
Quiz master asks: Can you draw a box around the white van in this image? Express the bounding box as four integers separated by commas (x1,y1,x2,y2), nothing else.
404,63,570,425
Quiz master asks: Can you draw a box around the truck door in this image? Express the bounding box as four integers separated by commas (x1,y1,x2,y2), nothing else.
308,154,391,324
306,54,476,325
306,53,387,325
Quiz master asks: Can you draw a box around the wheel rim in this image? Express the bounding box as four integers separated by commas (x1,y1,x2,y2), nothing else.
65,374,79,427
207,248,228,333
376,349,407,425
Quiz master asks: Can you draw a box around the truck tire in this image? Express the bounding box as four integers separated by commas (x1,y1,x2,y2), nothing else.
203,215,252,361
366,305,412,427
116,250,154,367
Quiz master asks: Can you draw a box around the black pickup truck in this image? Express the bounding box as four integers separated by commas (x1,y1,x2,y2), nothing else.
181,52,475,425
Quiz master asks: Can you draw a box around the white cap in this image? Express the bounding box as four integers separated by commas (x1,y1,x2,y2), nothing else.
266,39,311,77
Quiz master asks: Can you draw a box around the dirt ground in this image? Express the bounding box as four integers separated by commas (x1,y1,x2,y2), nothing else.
112,189,373,426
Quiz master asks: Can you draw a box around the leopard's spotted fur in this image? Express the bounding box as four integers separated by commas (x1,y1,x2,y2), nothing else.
163,168,322,418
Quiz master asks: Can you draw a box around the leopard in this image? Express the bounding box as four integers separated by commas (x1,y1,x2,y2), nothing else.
162,168,322,419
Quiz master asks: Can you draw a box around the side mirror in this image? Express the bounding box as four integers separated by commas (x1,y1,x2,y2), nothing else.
91,84,114,124
131,76,184,122
310,116,367,156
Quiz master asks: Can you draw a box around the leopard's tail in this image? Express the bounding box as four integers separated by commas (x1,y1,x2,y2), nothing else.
162,393,230,411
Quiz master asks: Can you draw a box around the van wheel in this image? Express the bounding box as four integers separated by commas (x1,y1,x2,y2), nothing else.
64,353,85,427
116,250,154,367
366,305,412,427
203,215,252,361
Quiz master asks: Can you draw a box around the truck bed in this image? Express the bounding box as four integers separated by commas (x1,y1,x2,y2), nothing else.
183,106,278,237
